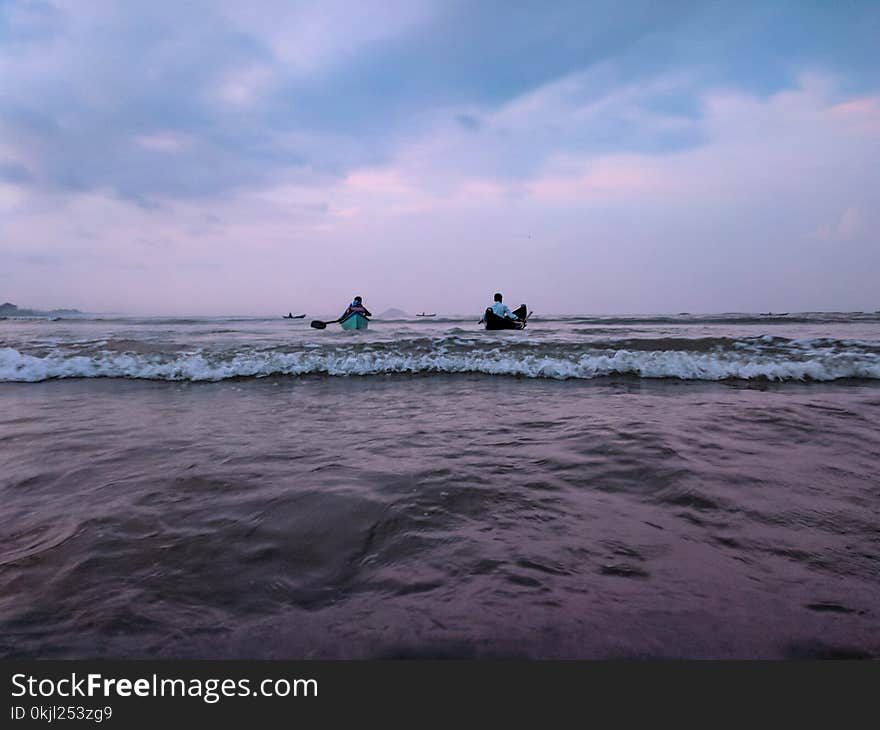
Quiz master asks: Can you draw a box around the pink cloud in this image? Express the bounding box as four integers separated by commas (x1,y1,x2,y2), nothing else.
527,156,669,202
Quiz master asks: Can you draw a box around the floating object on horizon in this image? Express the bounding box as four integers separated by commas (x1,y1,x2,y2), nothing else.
416,312,436,317
482,304,530,330
283,313,306,319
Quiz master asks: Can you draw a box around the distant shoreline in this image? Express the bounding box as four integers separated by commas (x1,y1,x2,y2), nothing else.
0,302,83,318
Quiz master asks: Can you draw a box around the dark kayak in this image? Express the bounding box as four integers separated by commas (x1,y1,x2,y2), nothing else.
483,304,528,330
283,314,306,319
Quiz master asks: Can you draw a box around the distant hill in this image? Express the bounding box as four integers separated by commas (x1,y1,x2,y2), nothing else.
0,302,83,317
378,307,409,319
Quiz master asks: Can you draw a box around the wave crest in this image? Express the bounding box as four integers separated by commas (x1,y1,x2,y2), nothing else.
2,345,878,383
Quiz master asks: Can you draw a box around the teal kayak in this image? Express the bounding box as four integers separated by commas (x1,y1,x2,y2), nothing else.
340,312,369,330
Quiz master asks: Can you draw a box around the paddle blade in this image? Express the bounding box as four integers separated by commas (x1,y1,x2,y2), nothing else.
310,320,327,329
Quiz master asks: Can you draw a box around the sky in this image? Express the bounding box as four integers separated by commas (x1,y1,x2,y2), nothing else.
1,0,878,316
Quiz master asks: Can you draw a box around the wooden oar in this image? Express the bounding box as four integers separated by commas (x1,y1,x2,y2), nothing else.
310,318,341,329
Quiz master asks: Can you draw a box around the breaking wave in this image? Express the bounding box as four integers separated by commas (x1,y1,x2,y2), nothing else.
2,337,879,383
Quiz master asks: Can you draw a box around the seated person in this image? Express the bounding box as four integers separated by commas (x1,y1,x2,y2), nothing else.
341,296,372,320
487,292,517,320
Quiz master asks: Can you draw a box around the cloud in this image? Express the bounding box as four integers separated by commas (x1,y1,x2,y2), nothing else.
3,0,878,206
812,207,864,242
455,114,481,131
216,0,434,75
259,74,879,312
134,132,195,152
214,65,277,108
1,1,879,313
0,160,33,183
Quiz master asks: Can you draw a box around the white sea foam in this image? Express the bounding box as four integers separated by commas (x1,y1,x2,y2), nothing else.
2,346,879,383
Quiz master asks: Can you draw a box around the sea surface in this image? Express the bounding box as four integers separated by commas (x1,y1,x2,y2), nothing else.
1,312,879,658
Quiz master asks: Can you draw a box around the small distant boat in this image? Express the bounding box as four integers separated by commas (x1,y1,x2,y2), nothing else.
283,313,306,319
416,312,436,317
759,312,788,316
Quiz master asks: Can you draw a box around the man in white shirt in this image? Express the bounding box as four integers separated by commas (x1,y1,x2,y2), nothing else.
489,292,517,320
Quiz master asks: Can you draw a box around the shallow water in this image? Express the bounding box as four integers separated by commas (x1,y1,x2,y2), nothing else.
1,376,878,659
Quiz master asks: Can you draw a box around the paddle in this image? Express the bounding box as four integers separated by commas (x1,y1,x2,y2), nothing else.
310,318,341,329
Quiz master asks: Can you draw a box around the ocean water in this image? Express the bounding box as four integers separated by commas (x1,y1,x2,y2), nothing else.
1,313,879,658
3,312,880,382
